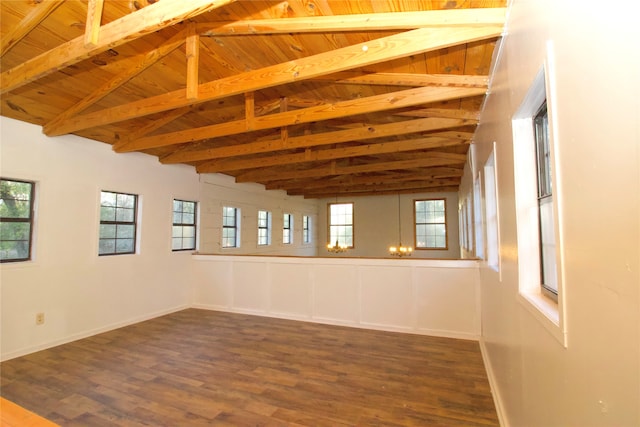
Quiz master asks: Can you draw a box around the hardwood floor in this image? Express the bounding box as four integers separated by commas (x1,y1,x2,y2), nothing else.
0,309,498,426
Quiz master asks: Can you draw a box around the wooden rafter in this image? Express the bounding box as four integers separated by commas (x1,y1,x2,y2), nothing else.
0,0,237,94
196,8,506,35
44,30,187,135
0,0,65,58
316,72,488,88
118,86,483,152
47,25,501,137
234,155,467,184
196,136,471,173
160,117,476,164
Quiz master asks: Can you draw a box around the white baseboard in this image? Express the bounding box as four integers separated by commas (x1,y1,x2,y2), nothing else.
479,338,509,427
1,304,189,362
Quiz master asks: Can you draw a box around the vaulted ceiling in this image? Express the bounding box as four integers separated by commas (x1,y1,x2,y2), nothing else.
1,0,506,198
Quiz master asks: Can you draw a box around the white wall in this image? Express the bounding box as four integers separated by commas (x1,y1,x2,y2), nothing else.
317,192,461,259
198,173,318,256
0,117,200,361
464,0,640,425
192,255,480,339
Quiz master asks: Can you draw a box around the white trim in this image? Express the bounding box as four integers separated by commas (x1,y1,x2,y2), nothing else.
480,338,509,427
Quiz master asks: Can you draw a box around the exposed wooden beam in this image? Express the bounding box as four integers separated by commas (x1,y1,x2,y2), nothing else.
186,24,200,100
265,167,464,191
84,0,105,48
0,0,237,94
196,136,471,173
123,106,193,143
47,25,502,136
302,185,461,198
160,117,476,164
118,86,484,152
196,8,506,35
394,108,481,120
234,155,467,183
44,30,187,135
316,72,488,88
0,0,65,58
289,178,462,197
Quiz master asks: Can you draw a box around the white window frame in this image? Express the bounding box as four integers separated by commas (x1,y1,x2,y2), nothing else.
302,215,311,244
512,44,567,347
98,190,139,256
172,199,197,251
473,174,484,260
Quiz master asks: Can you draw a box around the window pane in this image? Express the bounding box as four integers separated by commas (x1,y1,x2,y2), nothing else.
100,206,116,221
116,224,135,239
100,191,116,207
116,207,134,222
100,224,116,239
99,239,116,255
116,238,134,253
173,212,182,224
415,199,447,249
117,193,135,209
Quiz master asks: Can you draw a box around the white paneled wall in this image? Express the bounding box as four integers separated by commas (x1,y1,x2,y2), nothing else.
193,255,481,339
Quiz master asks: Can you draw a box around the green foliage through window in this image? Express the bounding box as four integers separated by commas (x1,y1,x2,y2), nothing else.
0,178,35,262
99,191,137,255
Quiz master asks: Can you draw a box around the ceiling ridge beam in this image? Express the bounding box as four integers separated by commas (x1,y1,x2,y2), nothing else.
301,186,461,198
47,25,502,136
118,85,483,153
196,136,470,173
160,116,476,164
44,30,187,135
196,8,507,35
0,0,237,94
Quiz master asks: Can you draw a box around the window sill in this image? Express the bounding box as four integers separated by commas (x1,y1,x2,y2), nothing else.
518,291,567,347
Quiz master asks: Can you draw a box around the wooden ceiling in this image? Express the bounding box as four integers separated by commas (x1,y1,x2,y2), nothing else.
0,0,506,198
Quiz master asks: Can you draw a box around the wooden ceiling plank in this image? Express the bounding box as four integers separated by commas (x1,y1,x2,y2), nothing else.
160,116,476,164
0,0,237,94
234,156,466,183
44,30,187,136
47,25,502,136
122,106,193,143
0,0,65,58
315,72,488,88
85,0,105,48
196,8,507,35
120,85,484,152
197,136,470,173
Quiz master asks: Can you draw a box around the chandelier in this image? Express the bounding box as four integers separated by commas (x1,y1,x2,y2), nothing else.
389,194,412,257
327,239,348,253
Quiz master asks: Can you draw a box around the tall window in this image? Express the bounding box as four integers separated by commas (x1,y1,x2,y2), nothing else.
222,206,239,248
0,178,35,262
328,203,353,248
415,199,447,250
172,199,197,251
534,102,558,299
302,215,311,244
283,213,293,244
484,149,500,271
474,177,484,259
257,210,271,246
99,191,138,256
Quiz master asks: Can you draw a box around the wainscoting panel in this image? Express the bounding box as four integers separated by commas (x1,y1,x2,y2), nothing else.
192,255,481,340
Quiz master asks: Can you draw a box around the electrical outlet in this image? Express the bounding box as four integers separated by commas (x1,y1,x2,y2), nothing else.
36,312,45,325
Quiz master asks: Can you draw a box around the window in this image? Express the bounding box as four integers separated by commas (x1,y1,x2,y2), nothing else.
512,56,566,346
0,178,35,262
415,199,447,250
484,148,500,271
172,199,197,251
534,102,558,299
328,203,353,248
283,213,293,244
474,176,485,259
257,210,271,246
99,191,137,256
302,215,311,244
222,206,240,248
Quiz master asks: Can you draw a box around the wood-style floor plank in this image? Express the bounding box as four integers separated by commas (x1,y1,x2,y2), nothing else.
0,309,498,426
